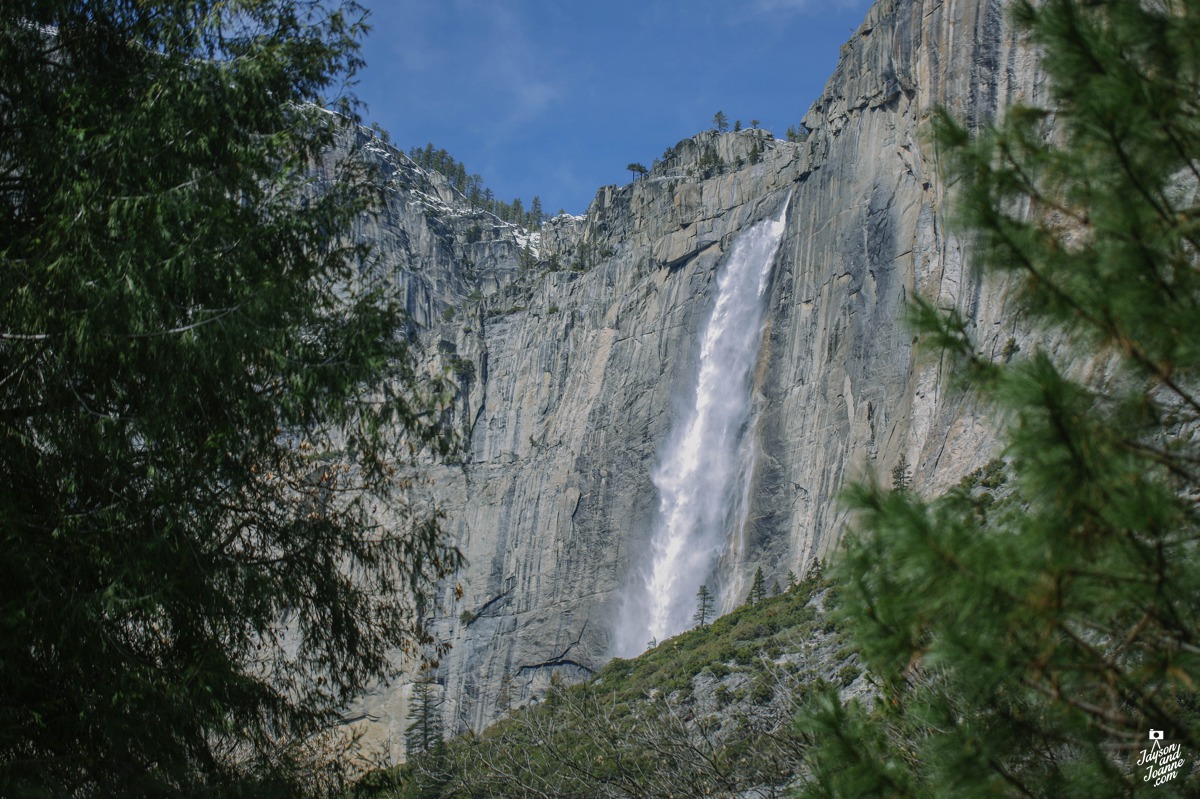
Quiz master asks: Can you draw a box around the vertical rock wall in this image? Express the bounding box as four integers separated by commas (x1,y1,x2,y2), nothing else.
350,0,1047,759
417,133,806,744
748,0,1045,574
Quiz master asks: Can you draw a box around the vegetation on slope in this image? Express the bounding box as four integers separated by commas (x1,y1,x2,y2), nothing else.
406,143,551,229
354,568,859,798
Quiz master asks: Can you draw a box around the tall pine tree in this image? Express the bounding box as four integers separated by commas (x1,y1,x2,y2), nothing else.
405,674,444,759
0,2,459,795
748,567,768,605
799,1,1200,795
693,583,715,629
890,453,911,493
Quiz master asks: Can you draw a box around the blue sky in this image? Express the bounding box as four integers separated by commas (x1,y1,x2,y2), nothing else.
352,0,873,215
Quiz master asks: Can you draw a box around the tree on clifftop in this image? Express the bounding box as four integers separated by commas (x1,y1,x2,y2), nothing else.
799,0,1200,794
0,1,459,796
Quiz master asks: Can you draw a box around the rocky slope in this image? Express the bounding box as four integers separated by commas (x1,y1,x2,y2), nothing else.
365,570,859,798
347,0,1046,761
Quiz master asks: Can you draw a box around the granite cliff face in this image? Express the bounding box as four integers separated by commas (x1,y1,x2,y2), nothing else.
348,0,1046,760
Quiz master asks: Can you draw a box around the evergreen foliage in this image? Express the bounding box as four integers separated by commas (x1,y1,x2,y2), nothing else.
357,568,853,799
693,583,715,628
712,110,729,133
518,241,537,270
798,1,1200,795
407,143,546,228
496,669,515,712
749,139,763,165
698,144,724,176
785,124,809,143
748,566,768,605
890,452,911,493
0,2,459,795
405,674,444,759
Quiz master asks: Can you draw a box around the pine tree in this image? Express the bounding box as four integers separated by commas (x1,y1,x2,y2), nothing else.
519,241,536,270
467,174,483,207
712,110,729,133
785,124,809,143
497,668,515,712
693,583,715,629
799,1,1200,795
405,673,444,759
890,452,911,493
748,567,767,605
786,570,798,589
0,2,459,795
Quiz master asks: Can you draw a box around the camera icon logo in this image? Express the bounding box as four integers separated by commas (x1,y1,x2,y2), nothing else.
1150,730,1164,741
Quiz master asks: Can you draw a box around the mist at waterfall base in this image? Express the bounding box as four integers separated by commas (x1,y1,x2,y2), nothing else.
613,197,790,658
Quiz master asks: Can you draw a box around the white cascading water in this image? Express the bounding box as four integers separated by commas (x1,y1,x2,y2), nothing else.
614,195,789,656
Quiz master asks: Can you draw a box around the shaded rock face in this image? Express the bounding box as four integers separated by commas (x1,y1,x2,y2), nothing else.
350,0,1045,760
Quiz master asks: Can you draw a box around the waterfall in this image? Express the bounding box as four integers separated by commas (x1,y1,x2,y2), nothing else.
614,195,789,657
